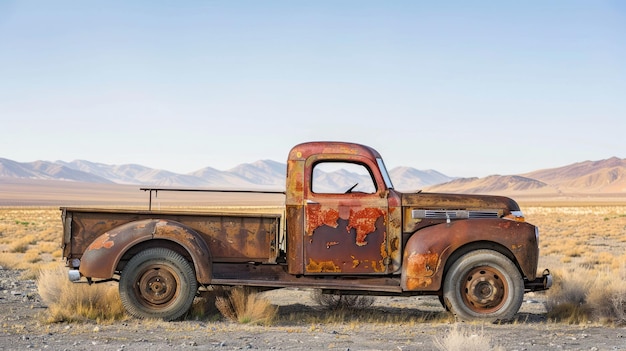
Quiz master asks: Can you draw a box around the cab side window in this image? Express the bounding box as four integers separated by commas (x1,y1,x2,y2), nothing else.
312,162,376,194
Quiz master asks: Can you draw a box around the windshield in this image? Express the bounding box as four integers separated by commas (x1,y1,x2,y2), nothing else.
376,158,394,189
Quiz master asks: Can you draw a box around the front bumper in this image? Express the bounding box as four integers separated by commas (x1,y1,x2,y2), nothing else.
524,269,553,292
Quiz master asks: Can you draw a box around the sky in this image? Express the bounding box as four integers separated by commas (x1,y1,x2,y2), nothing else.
1,1,625,178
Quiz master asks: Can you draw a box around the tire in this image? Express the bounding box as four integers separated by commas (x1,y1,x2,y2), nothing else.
119,248,197,321
442,249,523,322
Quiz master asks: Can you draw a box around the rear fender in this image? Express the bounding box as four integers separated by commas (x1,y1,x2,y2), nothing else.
401,218,538,291
79,219,212,283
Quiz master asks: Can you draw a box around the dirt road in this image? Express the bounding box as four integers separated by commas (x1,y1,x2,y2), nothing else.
1,267,625,351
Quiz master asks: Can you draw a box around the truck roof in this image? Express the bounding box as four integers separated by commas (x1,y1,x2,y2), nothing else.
288,141,383,161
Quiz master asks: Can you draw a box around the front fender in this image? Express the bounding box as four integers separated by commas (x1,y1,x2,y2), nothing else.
79,219,212,284
401,218,538,291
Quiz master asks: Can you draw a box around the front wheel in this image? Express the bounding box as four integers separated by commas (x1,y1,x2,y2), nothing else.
442,249,523,322
119,248,198,321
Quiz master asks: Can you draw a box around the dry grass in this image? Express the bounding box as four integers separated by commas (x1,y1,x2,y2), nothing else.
523,205,626,325
36,265,126,323
433,325,505,351
0,208,62,278
214,286,278,325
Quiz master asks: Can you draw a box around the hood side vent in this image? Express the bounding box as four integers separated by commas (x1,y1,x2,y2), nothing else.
412,209,501,220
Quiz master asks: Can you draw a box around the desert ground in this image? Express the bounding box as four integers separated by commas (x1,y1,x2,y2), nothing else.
2,266,626,351
1,182,626,350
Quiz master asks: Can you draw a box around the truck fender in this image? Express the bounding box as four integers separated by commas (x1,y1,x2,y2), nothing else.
79,219,212,284
401,218,538,291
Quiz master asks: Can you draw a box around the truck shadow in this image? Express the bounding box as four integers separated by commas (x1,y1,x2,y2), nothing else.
275,303,453,324
275,303,548,325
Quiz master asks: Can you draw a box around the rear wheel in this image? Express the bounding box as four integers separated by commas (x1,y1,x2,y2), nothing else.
442,249,523,321
119,248,197,320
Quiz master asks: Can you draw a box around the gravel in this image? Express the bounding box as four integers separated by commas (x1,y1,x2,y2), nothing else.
1,267,625,351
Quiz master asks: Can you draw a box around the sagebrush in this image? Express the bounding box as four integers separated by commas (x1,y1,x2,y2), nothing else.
214,286,277,325
37,265,126,323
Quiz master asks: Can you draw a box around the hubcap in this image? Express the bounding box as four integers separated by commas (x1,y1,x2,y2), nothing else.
135,265,180,307
462,266,507,313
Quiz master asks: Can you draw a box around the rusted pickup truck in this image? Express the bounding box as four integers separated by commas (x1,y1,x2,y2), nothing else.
61,141,551,321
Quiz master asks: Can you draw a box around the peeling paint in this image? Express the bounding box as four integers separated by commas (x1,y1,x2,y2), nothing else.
371,260,385,273
390,236,399,252
379,231,389,260
306,207,339,234
86,232,115,250
306,258,341,273
404,251,439,290
347,208,385,246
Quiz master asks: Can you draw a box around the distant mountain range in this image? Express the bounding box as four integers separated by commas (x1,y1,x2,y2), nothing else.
1,156,625,195
0,157,452,192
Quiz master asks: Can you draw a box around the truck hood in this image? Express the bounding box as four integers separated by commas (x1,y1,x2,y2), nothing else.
400,192,520,216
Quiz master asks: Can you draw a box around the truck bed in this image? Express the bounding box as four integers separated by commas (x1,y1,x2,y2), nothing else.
62,207,283,263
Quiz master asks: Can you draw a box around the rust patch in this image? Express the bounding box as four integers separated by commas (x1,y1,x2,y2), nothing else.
347,208,385,246
379,231,388,260
306,258,341,273
306,207,339,234
154,221,193,240
499,220,512,229
370,260,381,272
405,251,439,290
390,236,399,252
86,232,114,250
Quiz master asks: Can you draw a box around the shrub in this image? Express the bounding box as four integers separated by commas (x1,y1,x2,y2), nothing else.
187,291,220,320
214,286,277,325
545,269,594,324
37,265,126,323
24,250,42,264
546,267,626,325
9,235,37,253
587,268,626,325
311,289,375,310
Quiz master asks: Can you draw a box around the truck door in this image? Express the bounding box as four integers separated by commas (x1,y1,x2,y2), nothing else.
303,157,390,274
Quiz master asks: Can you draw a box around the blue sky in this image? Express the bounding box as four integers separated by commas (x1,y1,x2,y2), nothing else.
1,1,624,177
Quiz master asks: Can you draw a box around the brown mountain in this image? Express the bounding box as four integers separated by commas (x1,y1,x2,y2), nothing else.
424,157,626,196
522,157,626,193
423,175,552,195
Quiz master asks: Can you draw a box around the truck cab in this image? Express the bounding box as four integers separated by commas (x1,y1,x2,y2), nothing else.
285,142,402,276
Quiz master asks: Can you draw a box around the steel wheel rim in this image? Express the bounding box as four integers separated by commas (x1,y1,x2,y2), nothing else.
134,264,180,308
461,265,508,314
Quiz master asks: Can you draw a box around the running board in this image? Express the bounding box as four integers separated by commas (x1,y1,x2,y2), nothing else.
210,263,402,293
